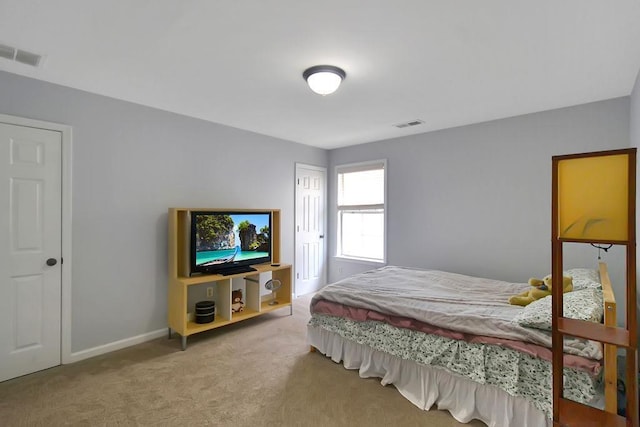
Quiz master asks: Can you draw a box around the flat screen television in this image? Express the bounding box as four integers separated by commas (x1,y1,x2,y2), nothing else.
190,211,272,276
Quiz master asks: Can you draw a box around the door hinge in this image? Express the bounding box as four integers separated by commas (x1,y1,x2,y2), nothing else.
61,257,63,264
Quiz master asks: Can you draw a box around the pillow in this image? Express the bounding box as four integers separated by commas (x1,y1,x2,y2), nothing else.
564,268,601,291
513,288,604,331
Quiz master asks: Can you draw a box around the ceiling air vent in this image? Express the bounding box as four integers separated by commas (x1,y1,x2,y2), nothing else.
0,42,43,67
0,44,15,60
15,49,42,67
394,119,424,129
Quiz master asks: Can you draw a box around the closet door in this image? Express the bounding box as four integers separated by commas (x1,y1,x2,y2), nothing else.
0,122,62,382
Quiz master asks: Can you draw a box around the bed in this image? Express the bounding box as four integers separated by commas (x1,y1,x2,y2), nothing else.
307,262,617,427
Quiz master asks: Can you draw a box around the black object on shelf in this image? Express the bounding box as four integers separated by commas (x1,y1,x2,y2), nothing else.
218,265,257,276
195,300,215,324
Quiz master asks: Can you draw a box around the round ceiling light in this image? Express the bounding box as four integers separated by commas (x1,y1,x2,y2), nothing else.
302,65,346,95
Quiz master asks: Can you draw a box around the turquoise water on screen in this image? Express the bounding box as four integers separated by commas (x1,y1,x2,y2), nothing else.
196,248,269,265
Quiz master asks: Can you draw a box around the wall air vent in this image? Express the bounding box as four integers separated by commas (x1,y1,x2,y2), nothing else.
394,119,424,129
0,42,43,67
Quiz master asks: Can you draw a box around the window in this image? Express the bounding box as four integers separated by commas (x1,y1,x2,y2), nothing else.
336,160,386,262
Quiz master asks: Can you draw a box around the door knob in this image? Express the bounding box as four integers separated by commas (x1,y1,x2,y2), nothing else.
319,235,324,239
46,258,57,266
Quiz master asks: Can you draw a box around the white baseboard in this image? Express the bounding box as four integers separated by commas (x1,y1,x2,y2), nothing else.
64,328,167,364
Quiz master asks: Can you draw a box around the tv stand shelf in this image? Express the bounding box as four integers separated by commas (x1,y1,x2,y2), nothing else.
167,208,292,350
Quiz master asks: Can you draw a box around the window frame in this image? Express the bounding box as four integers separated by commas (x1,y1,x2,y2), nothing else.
335,159,387,264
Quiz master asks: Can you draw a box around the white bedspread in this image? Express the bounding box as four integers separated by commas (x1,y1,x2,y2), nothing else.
311,266,601,359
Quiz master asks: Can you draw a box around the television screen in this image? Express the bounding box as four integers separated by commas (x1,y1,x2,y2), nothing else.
190,211,272,275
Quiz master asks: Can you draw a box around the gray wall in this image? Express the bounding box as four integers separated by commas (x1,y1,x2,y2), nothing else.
327,98,629,312
633,69,640,150
0,66,635,353
0,70,327,353
631,67,640,346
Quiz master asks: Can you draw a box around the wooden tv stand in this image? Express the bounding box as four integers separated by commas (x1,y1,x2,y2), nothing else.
167,208,292,350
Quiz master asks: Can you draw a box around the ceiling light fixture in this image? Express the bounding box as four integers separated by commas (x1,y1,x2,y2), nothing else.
303,65,346,95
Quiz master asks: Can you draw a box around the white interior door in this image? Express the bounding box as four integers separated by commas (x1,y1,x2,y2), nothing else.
295,164,326,296
0,122,62,382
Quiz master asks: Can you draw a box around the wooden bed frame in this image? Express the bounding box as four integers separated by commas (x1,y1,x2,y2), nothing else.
310,262,620,418
599,261,618,414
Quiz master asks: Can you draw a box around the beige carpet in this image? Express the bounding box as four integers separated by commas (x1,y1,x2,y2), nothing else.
0,294,485,426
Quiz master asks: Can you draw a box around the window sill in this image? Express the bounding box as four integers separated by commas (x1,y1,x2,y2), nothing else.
334,255,386,266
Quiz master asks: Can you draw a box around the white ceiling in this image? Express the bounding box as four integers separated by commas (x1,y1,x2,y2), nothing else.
1,1,639,149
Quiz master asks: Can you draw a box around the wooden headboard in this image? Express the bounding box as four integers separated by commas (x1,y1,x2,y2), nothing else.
598,261,618,414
